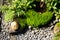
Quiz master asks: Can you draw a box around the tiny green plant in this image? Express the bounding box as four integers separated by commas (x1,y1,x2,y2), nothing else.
0,0,35,22
55,9,60,19
44,0,60,11
44,0,60,20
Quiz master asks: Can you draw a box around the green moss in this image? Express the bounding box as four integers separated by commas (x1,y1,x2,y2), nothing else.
26,10,53,27
53,23,60,40
0,0,35,22
55,23,60,27
52,32,60,40
4,10,15,22
14,10,53,29
15,17,27,30
52,37,60,40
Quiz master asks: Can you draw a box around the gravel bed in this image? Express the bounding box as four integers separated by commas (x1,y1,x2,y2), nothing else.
0,19,55,40
0,15,59,40
0,26,54,40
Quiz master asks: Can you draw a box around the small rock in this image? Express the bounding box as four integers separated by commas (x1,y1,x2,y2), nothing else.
10,21,18,31
43,32,46,34
10,36,16,40
40,30,44,35
59,19,60,22
29,26,32,29
31,31,34,34
46,36,49,38
41,38,47,40
3,32,6,35
9,21,19,33
49,26,54,30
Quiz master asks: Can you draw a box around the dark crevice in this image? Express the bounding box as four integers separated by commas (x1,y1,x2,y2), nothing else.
56,3,60,9
30,1,47,13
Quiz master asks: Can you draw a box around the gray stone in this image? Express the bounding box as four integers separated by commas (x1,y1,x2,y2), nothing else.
3,32,6,35
41,38,47,40
34,29,39,33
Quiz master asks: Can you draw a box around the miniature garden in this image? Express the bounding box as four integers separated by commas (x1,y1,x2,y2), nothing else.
0,0,60,40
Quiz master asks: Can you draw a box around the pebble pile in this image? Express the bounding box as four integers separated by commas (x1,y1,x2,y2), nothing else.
0,15,60,40
0,27,54,40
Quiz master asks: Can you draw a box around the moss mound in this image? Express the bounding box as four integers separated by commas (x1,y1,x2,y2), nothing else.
26,10,53,27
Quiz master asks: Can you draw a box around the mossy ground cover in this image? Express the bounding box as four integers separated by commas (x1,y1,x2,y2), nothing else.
13,10,53,30
26,10,53,28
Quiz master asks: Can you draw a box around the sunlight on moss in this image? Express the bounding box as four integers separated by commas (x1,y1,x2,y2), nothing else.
26,10,53,27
